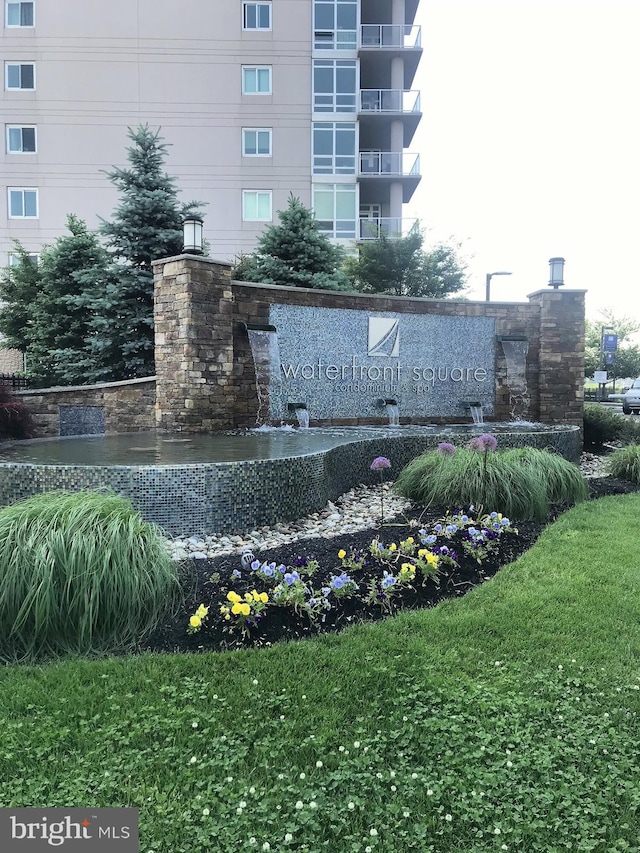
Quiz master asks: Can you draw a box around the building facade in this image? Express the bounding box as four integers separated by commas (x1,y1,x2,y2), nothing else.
1,0,422,267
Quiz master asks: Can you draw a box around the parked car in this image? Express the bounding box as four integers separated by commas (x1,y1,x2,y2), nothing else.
622,378,640,414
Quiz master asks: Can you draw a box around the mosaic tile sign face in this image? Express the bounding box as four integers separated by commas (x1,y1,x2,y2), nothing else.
269,305,495,420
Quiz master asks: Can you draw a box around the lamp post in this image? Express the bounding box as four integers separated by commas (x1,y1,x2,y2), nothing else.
182,216,204,255
548,257,565,288
485,270,512,301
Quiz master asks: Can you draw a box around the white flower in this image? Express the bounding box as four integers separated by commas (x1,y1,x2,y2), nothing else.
299,773,305,780
390,785,397,792
353,740,360,748
252,678,258,685
411,773,418,779
189,756,197,764
347,802,355,810
426,788,433,796
277,773,284,780
295,801,304,810
445,814,452,822
501,846,508,851
301,695,306,700
365,848,372,853
369,828,378,837
494,828,501,835
262,844,270,851
280,715,285,720
284,834,293,843
309,801,317,809
338,745,345,752
191,721,198,728
239,801,247,809
249,839,257,846
249,787,256,795
226,776,233,782
403,811,410,818
315,760,323,768
202,808,210,817
389,770,396,778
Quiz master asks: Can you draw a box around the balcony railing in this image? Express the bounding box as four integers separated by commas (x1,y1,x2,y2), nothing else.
359,151,420,177
358,218,419,240
359,89,421,114
360,24,421,49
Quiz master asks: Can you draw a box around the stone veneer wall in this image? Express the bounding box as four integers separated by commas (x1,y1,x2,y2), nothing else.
16,377,156,438
0,347,25,373
153,255,586,432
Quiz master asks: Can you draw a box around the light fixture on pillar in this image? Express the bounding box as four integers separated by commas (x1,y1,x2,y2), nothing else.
548,257,565,288
182,216,204,255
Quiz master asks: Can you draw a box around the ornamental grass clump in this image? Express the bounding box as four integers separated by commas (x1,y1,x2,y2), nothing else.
394,441,587,521
606,443,640,483
0,490,181,661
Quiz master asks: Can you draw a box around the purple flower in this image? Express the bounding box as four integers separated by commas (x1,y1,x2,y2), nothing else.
468,433,498,452
436,442,456,456
370,456,392,471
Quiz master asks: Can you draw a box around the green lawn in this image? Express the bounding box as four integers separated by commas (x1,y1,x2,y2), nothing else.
1,494,640,852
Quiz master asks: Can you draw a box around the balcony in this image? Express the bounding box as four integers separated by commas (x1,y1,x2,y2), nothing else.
360,24,421,49
358,89,422,145
359,24,422,85
358,217,419,240
358,151,421,202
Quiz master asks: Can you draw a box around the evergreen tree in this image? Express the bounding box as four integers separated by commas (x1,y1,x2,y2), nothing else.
344,228,468,298
0,242,42,354
234,195,352,291
0,219,110,386
92,125,204,379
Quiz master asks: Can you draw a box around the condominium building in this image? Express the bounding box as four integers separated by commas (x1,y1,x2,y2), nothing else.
2,0,422,267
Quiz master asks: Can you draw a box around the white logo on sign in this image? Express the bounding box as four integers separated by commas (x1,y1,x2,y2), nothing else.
368,318,399,357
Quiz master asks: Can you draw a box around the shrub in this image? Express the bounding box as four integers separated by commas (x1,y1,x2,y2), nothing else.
394,445,587,521
0,491,180,661
583,403,626,448
606,444,640,483
0,384,33,440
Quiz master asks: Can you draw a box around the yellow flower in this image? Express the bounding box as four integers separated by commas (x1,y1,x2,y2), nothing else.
400,562,415,575
196,604,209,619
219,605,230,615
389,543,397,551
259,592,268,603
239,603,251,616
252,589,261,602
231,603,243,615
418,549,428,558
189,615,201,629
227,591,241,603
338,549,346,560
244,592,253,603
405,537,414,544
424,552,439,566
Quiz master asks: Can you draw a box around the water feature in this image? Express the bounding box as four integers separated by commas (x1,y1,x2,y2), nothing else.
0,423,582,536
288,403,310,429
500,337,530,420
243,323,282,424
376,398,399,427
469,404,484,425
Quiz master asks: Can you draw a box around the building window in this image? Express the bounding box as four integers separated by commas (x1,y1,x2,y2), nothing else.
313,60,356,112
243,2,271,30
8,250,38,266
313,183,356,238
242,128,272,157
8,187,38,218
243,190,272,221
313,122,355,174
6,125,36,152
5,62,35,90
242,66,272,94
5,1,34,27
314,0,357,50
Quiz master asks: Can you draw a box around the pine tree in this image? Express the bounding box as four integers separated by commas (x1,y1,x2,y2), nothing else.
234,195,352,291
91,125,203,379
0,242,41,354
344,229,468,298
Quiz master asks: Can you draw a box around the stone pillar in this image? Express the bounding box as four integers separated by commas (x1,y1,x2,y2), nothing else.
527,288,586,426
153,255,235,432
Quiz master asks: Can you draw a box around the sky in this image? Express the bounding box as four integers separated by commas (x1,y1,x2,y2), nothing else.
407,0,640,321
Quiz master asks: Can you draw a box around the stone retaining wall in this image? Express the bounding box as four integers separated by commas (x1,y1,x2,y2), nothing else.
16,377,156,437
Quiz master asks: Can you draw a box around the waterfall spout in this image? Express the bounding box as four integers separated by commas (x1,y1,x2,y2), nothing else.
242,323,282,425
376,397,399,427
499,336,530,420
288,403,310,429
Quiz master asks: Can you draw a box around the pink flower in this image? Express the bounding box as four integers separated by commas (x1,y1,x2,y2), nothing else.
436,442,456,456
370,456,392,471
468,433,498,452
